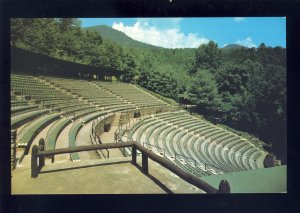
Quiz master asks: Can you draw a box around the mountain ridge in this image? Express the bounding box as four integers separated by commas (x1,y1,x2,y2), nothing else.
84,25,163,50
222,44,248,49
84,25,256,51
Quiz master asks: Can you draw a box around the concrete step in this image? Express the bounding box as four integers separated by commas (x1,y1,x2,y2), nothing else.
112,112,121,126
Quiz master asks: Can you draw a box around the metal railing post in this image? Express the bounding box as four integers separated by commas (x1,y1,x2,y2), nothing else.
31,145,39,178
142,152,148,174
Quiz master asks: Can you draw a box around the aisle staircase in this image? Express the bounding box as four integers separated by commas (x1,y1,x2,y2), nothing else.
112,112,121,126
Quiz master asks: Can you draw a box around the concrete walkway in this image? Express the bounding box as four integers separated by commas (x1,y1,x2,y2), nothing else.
99,125,124,158
76,120,99,160
11,157,205,194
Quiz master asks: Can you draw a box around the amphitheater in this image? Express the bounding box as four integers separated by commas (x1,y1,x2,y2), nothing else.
11,72,286,194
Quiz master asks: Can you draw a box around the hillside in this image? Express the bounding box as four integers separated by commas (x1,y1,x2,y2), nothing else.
85,25,249,52
222,44,248,49
84,25,163,50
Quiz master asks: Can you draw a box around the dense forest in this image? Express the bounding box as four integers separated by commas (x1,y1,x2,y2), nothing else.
11,18,286,163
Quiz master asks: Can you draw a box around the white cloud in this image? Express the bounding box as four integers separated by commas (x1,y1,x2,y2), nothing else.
234,17,246,22
112,20,209,48
136,18,183,30
222,44,228,48
235,37,256,48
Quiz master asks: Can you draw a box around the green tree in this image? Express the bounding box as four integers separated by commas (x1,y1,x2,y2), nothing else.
120,50,137,83
191,41,221,73
98,39,123,70
216,62,249,95
187,69,221,113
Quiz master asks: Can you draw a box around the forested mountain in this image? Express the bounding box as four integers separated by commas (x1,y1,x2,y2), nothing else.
84,25,196,93
10,18,286,163
84,25,162,50
222,44,247,49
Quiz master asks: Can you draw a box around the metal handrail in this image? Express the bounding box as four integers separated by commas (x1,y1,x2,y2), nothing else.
143,142,166,156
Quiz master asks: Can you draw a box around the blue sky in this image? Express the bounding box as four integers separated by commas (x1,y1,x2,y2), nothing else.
80,17,286,49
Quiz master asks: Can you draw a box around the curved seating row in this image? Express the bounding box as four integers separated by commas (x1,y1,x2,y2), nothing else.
12,74,174,162
12,106,41,117
94,82,167,108
11,105,38,113
17,113,60,155
11,109,49,128
124,111,268,177
11,73,271,180
45,117,71,151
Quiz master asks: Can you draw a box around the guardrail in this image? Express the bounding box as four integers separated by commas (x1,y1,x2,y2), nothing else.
114,132,227,174
143,142,166,156
90,133,109,159
31,138,230,193
115,134,134,157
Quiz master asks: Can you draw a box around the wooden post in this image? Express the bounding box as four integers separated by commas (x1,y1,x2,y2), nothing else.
218,179,230,193
131,146,137,165
142,152,148,175
11,129,17,170
38,138,45,170
31,145,39,178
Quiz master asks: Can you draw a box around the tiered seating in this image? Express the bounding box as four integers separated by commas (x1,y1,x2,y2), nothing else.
95,82,167,108
11,74,84,114
45,117,71,150
42,76,135,112
11,108,49,128
127,115,210,177
11,105,38,113
12,74,95,157
11,74,151,161
12,75,72,100
68,120,82,161
124,111,268,177
12,73,268,179
11,100,29,107
17,113,59,148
